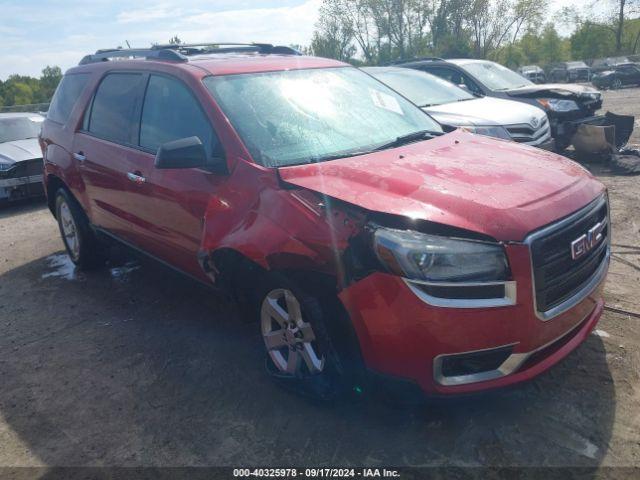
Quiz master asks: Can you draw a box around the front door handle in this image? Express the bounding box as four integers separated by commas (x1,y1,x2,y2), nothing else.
73,152,86,162
127,172,146,185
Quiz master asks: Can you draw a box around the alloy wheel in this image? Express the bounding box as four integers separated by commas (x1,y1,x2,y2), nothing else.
261,288,325,376
59,200,80,261
612,78,622,89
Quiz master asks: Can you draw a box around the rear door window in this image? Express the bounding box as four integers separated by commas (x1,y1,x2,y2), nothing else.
139,75,219,159
47,73,90,125
87,73,145,144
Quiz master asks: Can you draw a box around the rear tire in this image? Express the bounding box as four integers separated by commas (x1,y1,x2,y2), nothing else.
256,272,362,401
612,78,622,89
55,188,105,270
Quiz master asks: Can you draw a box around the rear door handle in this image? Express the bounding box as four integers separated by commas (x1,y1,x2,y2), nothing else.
73,152,86,162
127,172,146,185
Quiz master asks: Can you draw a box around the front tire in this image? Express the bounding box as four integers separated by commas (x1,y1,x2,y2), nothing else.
257,273,360,400
55,188,105,270
612,78,622,89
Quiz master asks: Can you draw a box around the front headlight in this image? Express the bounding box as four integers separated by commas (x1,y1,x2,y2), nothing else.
372,227,510,282
463,125,512,140
537,98,580,112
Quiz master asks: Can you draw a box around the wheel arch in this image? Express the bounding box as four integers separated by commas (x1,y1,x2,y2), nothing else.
46,174,68,217
200,244,366,389
200,246,339,294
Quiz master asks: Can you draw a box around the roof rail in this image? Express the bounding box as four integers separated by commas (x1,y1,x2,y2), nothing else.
388,56,444,65
79,48,187,65
79,42,301,65
151,42,302,56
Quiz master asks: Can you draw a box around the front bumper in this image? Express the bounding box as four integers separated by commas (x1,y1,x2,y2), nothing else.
0,158,45,201
556,112,635,153
0,174,44,201
339,239,608,397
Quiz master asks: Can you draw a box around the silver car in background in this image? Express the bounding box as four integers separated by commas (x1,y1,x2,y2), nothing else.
364,67,553,150
0,113,45,202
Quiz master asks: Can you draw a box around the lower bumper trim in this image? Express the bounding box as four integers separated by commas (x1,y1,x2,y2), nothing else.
433,305,596,387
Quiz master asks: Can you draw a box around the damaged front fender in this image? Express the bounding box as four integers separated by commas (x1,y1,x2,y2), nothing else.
197,168,364,286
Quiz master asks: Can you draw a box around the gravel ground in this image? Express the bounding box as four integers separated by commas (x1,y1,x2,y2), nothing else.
0,88,639,472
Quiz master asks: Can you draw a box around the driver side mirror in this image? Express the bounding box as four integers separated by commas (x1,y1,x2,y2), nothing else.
155,136,228,174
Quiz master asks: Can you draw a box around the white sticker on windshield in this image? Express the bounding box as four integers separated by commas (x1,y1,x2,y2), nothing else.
369,89,404,115
29,116,44,123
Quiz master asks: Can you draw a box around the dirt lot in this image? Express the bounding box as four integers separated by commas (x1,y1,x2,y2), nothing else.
0,88,639,472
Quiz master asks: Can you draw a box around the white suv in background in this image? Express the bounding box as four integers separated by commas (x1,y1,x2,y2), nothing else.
365,67,553,150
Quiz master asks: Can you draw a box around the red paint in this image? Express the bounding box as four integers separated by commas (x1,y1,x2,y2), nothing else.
280,130,605,242
41,53,608,397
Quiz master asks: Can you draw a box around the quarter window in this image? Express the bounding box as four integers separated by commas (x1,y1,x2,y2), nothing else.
47,73,90,125
88,73,144,144
140,75,218,158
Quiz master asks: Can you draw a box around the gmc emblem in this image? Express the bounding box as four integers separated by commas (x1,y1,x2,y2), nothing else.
570,221,606,260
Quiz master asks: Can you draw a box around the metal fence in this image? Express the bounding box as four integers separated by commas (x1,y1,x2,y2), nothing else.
0,103,49,114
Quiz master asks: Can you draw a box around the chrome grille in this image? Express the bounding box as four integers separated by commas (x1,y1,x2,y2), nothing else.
506,117,551,146
528,196,609,317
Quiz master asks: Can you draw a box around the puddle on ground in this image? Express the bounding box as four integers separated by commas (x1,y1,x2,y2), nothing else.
109,262,141,282
41,254,78,280
41,255,141,282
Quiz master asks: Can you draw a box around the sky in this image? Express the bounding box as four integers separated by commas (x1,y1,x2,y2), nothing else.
0,0,591,81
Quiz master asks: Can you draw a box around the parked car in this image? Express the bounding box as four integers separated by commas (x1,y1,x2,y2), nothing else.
41,44,610,401
548,62,591,83
0,113,45,202
518,65,546,83
396,58,607,150
591,63,640,89
591,56,631,74
363,67,552,149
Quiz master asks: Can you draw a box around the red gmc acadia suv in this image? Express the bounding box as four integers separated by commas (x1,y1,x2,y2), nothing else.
40,43,610,400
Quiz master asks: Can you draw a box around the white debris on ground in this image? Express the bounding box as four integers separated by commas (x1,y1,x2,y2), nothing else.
592,329,611,338
41,254,77,280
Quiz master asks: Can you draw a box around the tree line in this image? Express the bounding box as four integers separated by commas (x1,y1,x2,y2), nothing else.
1,1,639,107
308,0,640,68
0,66,62,109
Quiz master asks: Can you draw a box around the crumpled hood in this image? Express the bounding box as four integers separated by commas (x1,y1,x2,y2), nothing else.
0,138,42,164
425,97,545,127
278,130,604,242
506,83,599,98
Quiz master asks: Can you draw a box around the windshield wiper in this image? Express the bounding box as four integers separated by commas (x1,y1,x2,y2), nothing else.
373,129,443,151
282,149,372,167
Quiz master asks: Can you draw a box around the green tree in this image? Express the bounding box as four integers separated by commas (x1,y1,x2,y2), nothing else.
518,30,543,64
570,22,616,62
40,66,63,101
539,23,569,65
3,80,35,106
310,1,357,62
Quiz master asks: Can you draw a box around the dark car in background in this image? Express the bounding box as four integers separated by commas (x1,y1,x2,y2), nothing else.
518,65,546,83
591,56,631,74
548,62,591,83
0,113,45,202
396,58,604,151
591,63,640,89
